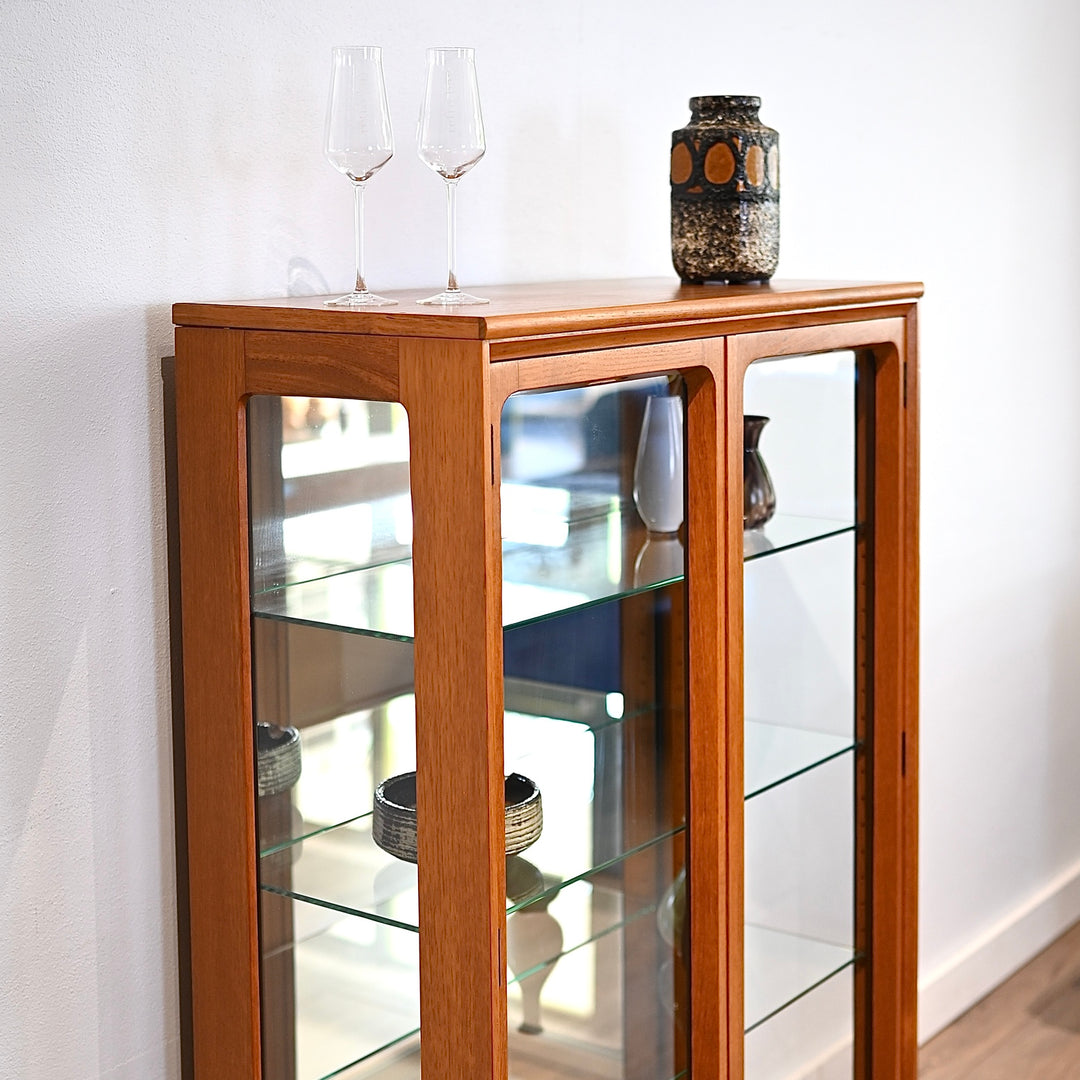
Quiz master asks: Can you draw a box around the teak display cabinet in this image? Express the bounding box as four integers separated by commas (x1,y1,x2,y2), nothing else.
171,279,921,1080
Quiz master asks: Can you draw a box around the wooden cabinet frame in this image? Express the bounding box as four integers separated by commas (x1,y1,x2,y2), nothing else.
171,280,920,1080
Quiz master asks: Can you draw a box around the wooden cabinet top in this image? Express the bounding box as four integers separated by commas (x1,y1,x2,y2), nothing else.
173,277,923,342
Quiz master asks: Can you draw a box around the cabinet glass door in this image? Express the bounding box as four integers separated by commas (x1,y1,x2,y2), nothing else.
500,376,689,1080
247,395,422,1080
741,352,860,1080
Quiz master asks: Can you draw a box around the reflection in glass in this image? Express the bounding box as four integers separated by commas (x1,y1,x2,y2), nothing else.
248,396,411,595
633,533,684,588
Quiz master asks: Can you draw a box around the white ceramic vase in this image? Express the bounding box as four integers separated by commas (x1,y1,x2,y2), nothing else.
507,906,564,1034
633,394,684,534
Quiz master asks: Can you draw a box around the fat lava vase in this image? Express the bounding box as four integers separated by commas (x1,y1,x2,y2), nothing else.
671,95,779,283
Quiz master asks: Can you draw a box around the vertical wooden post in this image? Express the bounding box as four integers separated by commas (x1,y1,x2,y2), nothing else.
684,346,736,1080
248,394,297,1080
399,338,507,1080
853,348,875,1080
173,327,262,1079
868,334,908,1079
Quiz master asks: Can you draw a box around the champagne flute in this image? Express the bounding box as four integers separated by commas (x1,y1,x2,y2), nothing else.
324,46,396,307
416,47,488,305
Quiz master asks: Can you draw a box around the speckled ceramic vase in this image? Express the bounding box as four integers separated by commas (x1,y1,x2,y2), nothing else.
671,95,779,284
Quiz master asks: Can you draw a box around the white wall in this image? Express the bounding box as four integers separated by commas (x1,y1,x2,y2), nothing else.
2,0,1080,1075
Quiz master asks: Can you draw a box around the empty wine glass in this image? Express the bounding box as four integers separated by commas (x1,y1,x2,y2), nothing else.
416,47,488,305
324,46,396,307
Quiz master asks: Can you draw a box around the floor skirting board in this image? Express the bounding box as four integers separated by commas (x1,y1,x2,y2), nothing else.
778,856,1080,1079
917,854,1080,1044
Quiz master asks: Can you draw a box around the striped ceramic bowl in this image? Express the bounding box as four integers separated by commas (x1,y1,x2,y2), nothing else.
373,771,543,864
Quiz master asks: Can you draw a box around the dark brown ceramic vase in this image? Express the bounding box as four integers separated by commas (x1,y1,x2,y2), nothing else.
671,96,779,283
743,415,776,529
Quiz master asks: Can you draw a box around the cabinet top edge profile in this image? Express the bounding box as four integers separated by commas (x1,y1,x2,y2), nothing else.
172,277,923,340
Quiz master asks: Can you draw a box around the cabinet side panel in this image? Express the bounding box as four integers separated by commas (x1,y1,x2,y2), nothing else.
400,340,507,1080
173,327,261,1079
901,309,920,1079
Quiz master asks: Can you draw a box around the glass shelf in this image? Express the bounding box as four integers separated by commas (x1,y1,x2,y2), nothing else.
744,722,857,800
266,851,673,1080
260,711,852,925
265,484,622,593
259,805,683,932
265,884,852,1079
252,509,856,641
744,925,856,1033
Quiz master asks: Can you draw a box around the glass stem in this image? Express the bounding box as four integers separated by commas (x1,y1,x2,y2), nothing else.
445,179,459,292
353,182,368,295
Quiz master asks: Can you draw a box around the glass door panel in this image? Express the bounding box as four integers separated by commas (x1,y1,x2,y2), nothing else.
248,396,420,1080
260,889,420,1080
742,354,858,1080
500,377,689,1080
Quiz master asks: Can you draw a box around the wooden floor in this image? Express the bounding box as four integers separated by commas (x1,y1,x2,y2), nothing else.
919,920,1080,1079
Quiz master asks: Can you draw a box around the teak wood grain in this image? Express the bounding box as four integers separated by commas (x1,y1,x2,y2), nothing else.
173,278,923,341
684,343,738,1080
399,338,508,1080
170,279,922,1080
173,327,261,1079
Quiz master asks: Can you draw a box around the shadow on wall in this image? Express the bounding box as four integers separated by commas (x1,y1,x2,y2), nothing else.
288,258,330,298
147,299,188,1078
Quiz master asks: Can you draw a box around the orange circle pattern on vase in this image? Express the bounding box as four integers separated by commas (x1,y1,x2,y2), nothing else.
670,142,693,185
704,142,736,185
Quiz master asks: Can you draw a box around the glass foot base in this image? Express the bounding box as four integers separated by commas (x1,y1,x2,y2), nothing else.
324,291,397,307
416,288,489,306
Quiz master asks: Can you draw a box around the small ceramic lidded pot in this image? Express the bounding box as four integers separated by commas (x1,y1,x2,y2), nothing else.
671,95,779,283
